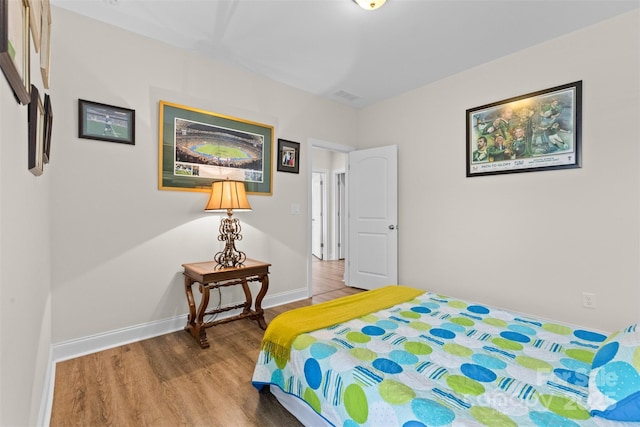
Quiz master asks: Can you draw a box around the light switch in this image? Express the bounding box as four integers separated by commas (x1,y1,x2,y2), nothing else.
291,203,300,215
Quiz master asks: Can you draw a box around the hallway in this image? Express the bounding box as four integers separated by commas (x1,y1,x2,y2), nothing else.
312,258,354,301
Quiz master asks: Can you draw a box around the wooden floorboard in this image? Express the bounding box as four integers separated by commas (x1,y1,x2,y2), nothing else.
50,260,360,426
312,257,346,296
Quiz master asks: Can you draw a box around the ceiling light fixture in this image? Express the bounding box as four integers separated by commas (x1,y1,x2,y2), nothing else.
353,0,387,11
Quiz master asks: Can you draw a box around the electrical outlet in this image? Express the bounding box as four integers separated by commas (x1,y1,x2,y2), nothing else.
582,292,596,309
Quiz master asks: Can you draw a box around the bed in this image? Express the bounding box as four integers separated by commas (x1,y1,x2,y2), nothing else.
252,286,640,426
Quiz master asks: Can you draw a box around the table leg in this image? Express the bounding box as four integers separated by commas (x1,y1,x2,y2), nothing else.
183,275,197,331
254,273,269,330
240,278,252,315
194,283,211,348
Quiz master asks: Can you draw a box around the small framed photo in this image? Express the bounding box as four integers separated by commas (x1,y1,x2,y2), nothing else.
28,84,44,176
277,139,300,174
43,93,53,163
78,99,135,145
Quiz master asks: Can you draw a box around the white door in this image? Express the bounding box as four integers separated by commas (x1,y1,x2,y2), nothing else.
347,145,398,290
312,172,325,259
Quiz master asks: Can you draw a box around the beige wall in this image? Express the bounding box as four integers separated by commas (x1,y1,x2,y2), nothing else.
358,10,640,332
48,7,358,345
2,6,358,424
0,17,53,427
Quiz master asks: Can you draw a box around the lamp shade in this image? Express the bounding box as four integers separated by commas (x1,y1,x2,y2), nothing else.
353,0,387,10
205,180,252,212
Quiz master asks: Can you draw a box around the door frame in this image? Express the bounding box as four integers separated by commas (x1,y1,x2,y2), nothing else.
311,170,328,260
307,139,355,297
334,170,346,260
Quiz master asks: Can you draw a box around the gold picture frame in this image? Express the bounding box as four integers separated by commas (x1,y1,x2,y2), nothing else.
40,0,50,88
0,0,31,104
27,0,40,52
158,100,273,195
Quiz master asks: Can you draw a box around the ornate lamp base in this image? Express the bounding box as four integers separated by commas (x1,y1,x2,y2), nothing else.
214,213,246,268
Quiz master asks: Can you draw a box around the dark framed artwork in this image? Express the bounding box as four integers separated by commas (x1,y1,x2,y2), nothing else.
466,81,582,177
158,100,273,195
78,99,135,145
43,93,52,163
28,84,44,176
0,0,31,105
277,139,300,174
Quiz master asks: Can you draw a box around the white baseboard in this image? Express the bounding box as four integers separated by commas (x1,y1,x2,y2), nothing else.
38,347,54,427
51,314,187,363
42,287,308,426
51,286,309,362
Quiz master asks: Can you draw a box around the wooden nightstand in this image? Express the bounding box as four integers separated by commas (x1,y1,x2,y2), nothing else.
182,259,270,349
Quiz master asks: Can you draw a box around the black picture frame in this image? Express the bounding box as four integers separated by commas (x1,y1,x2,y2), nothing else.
466,81,582,177
28,84,44,176
43,93,52,163
277,139,300,174
78,99,135,145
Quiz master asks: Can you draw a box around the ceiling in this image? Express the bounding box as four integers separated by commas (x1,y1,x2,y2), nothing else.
51,0,639,108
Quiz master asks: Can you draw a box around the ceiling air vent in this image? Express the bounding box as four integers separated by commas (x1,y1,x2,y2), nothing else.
332,90,360,102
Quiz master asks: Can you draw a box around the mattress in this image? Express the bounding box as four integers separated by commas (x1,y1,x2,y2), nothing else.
252,287,640,426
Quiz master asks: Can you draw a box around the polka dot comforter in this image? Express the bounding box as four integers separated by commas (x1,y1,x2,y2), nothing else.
252,291,623,426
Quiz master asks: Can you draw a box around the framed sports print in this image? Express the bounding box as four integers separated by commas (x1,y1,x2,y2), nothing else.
78,99,135,145
466,81,582,177
158,100,273,195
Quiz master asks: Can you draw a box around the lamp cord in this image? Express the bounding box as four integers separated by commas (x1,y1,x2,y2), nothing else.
204,287,223,323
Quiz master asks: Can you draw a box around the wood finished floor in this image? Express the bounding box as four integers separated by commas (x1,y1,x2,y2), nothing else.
50,260,359,426
311,257,346,297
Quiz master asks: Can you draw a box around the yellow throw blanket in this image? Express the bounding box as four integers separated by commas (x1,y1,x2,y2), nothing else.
260,285,425,362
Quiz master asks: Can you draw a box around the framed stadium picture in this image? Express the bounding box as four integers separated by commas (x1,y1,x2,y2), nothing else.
158,100,273,195
78,99,135,145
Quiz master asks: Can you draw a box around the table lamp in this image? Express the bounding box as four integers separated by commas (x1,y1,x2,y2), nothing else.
205,180,252,268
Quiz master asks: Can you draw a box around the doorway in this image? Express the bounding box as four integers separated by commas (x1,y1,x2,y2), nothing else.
309,144,349,297
308,142,399,297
